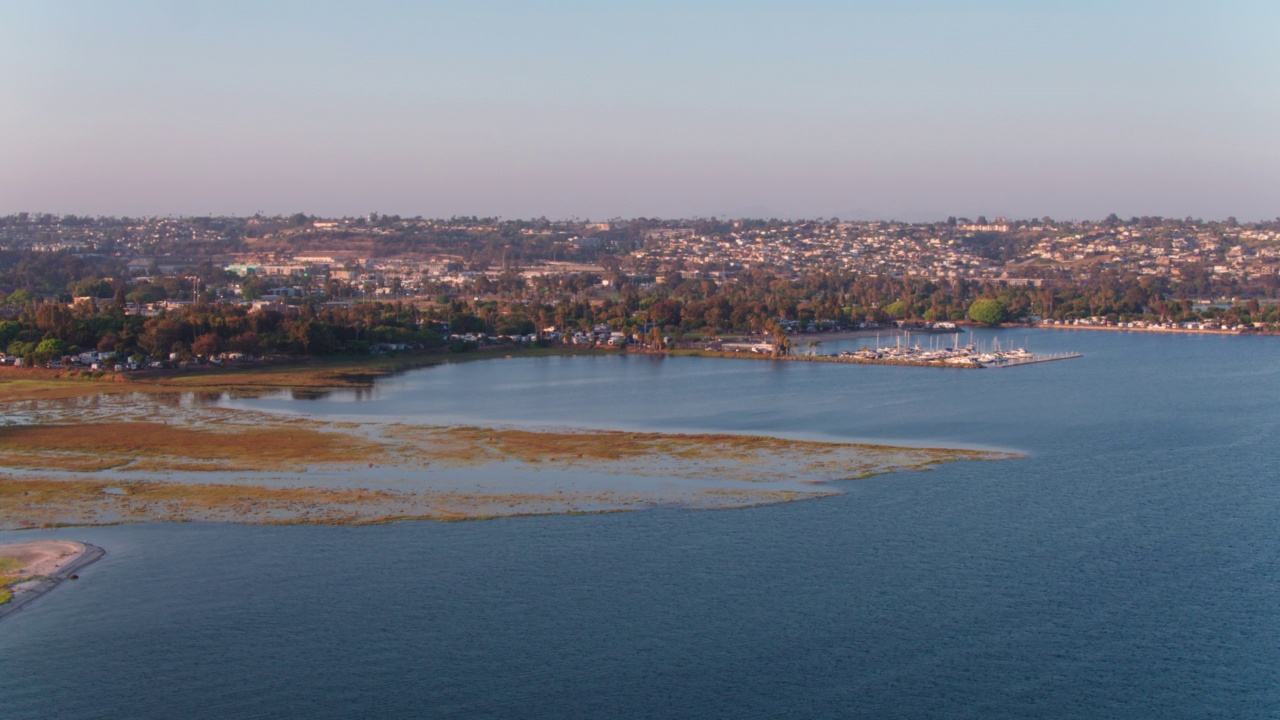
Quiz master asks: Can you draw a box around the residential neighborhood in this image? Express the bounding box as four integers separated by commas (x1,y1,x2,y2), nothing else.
2,212,1280,372
3,214,1279,299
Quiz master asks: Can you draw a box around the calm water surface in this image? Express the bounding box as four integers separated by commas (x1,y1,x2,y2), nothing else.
2,329,1278,718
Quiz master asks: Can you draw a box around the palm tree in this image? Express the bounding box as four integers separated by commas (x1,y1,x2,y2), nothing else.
767,320,791,357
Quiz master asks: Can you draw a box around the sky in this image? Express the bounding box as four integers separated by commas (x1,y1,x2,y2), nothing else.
1,0,1277,221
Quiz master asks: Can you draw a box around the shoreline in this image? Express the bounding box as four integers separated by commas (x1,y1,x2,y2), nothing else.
668,348,983,369
793,323,1273,339
1018,323,1259,336
0,344,617,399
665,343,1083,369
0,540,105,621
785,328,920,342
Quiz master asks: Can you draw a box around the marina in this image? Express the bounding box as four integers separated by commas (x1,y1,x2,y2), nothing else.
833,333,1081,368
706,332,1084,369
732,327,1090,366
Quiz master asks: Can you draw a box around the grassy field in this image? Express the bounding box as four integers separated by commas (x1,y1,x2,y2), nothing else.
0,556,22,605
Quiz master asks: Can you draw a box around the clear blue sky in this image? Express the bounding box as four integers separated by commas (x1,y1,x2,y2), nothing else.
1,1,1276,221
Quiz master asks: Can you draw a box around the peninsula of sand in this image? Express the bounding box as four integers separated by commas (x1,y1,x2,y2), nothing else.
0,540,104,620
0,357,1017,528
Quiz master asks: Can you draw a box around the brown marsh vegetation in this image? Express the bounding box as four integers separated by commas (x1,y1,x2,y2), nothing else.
0,422,383,472
0,359,1016,528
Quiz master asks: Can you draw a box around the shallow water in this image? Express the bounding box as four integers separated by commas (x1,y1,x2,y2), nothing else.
2,328,1278,718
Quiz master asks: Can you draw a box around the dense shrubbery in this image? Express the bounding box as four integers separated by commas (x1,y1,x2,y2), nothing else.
967,298,1008,326
0,301,444,365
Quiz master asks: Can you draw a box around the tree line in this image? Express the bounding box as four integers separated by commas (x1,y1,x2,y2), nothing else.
0,300,444,366
5,267,1280,367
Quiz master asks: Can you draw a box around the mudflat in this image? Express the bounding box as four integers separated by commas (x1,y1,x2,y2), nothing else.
0,362,1016,527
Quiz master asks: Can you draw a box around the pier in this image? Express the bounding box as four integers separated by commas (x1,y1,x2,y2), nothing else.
988,352,1083,368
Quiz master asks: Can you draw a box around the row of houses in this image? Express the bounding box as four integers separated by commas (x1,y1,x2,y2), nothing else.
1038,317,1259,332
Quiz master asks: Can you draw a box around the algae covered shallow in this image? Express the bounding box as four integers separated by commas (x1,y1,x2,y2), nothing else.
0,357,1015,528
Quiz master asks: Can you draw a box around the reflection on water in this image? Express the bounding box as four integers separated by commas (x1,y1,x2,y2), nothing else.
218,328,1105,451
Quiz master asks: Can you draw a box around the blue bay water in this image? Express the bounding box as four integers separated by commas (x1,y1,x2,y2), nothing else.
1,329,1278,718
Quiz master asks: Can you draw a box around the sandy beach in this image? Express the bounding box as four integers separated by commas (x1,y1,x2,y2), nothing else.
1,540,86,576
0,540,105,620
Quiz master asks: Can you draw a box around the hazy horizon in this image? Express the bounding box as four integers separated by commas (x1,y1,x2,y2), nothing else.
1,210,1270,225
2,1,1276,221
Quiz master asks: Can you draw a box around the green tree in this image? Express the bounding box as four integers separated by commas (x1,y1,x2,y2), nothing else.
646,326,664,348
33,338,68,362
967,298,1008,326
881,300,907,319
70,278,114,298
3,289,34,307
495,314,535,336
240,277,269,301
7,340,36,359
0,320,19,348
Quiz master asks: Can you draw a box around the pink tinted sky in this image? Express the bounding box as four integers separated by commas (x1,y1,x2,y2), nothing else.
1,1,1276,221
